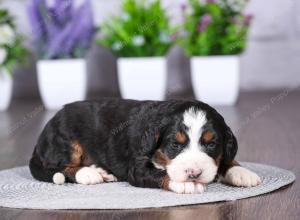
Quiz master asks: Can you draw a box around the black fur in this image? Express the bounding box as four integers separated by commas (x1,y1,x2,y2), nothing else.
29,99,237,188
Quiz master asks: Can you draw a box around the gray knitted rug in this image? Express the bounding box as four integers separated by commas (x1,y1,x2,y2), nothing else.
0,162,295,210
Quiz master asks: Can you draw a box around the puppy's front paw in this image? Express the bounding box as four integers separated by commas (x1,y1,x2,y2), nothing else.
75,166,104,185
224,166,261,187
168,181,206,194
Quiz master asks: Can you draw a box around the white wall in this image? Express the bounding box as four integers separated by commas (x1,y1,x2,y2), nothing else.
1,0,300,98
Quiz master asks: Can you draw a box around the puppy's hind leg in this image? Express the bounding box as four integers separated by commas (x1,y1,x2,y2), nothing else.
33,140,117,185
66,165,103,185
95,166,118,182
59,141,103,185
63,165,117,185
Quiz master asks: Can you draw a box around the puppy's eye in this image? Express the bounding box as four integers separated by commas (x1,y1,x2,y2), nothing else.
206,142,215,149
172,144,181,150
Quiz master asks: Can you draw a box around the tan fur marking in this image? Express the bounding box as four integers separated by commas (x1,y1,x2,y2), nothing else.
221,160,240,176
63,141,84,179
70,141,83,165
153,149,170,167
229,160,240,168
215,155,222,167
160,175,170,191
175,132,187,144
64,167,81,178
202,130,214,142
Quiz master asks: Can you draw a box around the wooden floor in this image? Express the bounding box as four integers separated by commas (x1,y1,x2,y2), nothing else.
0,91,299,220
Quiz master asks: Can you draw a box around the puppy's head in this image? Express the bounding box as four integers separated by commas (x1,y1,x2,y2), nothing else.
152,107,237,183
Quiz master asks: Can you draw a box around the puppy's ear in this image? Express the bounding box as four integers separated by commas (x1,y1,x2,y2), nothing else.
223,126,238,164
140,118,169,156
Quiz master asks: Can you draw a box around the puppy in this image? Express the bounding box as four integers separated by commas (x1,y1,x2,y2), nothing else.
29,99,261,193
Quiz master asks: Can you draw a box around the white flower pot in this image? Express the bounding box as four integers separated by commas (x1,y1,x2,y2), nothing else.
0,69,13,111
37,59,87,110
191,56,239,105
117,57,167,100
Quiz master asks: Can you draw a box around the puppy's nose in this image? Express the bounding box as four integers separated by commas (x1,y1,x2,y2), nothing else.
185,168,202,179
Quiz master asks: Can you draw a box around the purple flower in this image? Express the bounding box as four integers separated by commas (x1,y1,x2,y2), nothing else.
206,0,215,4
244,14,253,26
27,0,47,44
197,14,212,33
28,0,94,59
180,3,187,12
170,33,178,41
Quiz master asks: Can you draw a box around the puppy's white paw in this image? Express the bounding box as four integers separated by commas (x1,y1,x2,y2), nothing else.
96,167,118,182
75,166,104,185
224,166,261,187
168,181,206,194
103,174,118,182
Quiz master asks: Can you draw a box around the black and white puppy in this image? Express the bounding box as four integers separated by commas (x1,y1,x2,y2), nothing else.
29,99,261,194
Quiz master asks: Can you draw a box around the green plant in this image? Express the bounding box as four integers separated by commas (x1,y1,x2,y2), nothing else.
0,9,27,76
179,0,252,56
97,0,176,57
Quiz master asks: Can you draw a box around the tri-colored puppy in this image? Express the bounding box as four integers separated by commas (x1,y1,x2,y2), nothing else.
29,99,261,193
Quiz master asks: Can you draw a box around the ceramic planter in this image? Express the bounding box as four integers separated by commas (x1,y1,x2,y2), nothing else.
191,56,239,105
37,59,87,110
0,69,13,111
117,57,167,100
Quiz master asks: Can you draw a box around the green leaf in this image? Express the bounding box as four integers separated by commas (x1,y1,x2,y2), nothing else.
180,0,249,56
96,0,173,57
0,9,28,76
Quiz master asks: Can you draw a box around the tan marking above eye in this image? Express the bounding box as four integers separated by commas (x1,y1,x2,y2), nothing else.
175,132,187,144
202,130,214,142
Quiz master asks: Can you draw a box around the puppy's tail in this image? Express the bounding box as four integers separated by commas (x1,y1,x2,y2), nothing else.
29,150,66,185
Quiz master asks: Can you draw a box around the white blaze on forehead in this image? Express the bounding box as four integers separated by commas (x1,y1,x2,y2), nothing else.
166,108,217,183
183,107,207,150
